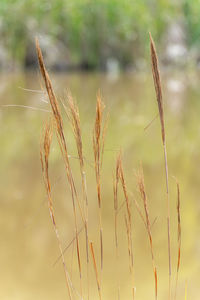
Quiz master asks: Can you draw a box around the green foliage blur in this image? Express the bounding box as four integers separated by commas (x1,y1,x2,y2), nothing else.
183,0,200,46
0,0,199,69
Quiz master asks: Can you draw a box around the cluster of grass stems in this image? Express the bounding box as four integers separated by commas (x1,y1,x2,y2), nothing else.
37,34,182,300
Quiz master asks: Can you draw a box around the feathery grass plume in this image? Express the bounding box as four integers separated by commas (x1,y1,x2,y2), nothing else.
149,33,165,145
90,242,102,300
174,180,181,300
137,166,158,300
65,90,90,300
64,91,88,227
65,91,84,169
36,39,84,298
149,32,171,299
40,120,73,300
93,92,107,272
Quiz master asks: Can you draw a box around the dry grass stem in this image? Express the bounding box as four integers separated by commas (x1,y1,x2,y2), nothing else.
137,166,158,300
124,214,132,273
184,281,187,300
40,121,73,300
113,155,121,300
149,32,171,300
53,225,85,267
118,154,133,267
64,91,90,299
90,242,102,300
116,153,135,295
144,113,159,131
174,180,181,300
93,92,106,271
114,155,120,250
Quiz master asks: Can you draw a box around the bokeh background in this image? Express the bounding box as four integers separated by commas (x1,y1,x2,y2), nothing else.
1,1,200,300
1,0,200,71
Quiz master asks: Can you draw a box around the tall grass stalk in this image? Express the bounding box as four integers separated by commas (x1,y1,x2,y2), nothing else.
36,39,85,299
149,33,171,300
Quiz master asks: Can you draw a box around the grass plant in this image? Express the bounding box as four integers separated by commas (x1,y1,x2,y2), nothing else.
37,34,182,300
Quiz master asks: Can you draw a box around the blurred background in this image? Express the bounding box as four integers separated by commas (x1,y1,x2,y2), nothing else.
1,0,200,71
1,1,200,300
